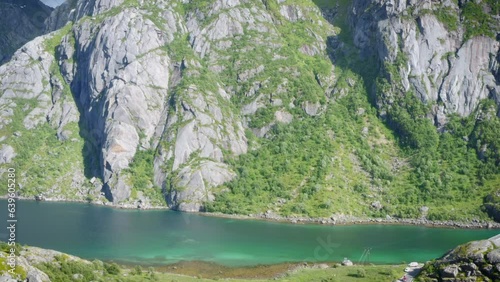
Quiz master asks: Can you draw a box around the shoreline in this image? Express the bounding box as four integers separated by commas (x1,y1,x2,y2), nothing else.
4,196,500,229
199,210,500,229
121,260,399,280
0,195,169,210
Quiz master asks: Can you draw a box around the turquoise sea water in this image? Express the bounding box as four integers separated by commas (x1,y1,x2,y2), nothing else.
0,200,498,266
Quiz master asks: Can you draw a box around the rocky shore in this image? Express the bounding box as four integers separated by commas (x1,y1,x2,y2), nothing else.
202,210,500,229
3,195,498,229
418,234,500,281
0,195,168,210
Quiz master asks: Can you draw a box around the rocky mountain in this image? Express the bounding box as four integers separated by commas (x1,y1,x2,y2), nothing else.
417,234,500,281
0,0,52,64
0,0,499,220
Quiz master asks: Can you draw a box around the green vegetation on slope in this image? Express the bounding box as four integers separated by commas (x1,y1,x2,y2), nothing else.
0,98,90,198
425,1,497,40
123,148,166,206
207,0,500,221
434,6,459,31
208,69,400,218
461,1,496,40
373,28,500,221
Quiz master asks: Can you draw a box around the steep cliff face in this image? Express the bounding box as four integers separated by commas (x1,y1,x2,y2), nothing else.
0,0,499,219
350,0,500,126
0,0,52,64
344,0,500,220
39,0,251,210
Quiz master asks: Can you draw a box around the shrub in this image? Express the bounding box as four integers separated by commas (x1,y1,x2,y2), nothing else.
356,269,367,278
104,262,121,275
462,2,495,39
148,267,158,281
133,265,143,275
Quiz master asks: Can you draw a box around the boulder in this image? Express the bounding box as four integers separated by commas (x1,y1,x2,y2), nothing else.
342,258,353,266
441,265,459,278
0,145,16,164
302,101,323,116
487,249,500,264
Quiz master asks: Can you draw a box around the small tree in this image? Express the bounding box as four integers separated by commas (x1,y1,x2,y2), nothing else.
104,262,120,275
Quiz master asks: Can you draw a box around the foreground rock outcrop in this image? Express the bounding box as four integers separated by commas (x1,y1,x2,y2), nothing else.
417,234,500,281
0,243,138,282
0,245,82,282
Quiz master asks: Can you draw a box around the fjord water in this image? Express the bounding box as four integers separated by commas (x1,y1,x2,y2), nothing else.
1,200,498,266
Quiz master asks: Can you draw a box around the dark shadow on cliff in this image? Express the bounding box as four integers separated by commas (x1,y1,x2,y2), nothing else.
0,0,53,64
312,0,381,106
52,45,104,184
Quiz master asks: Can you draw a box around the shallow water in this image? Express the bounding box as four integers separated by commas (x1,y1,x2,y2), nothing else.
0,200,498,266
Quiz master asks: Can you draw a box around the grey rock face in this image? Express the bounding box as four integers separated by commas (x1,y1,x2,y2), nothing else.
351,0,500,124
167,161,236,212
0,249,51,282
157,80,247,211
3,0,496,213
0,35,53,104
65,9,171,202
44,0,74,32
275,110,293,124
21,259,50,282
150,0,332,210
371,201,382,210
444,239,493,262
0,0,341,209
0,276,16,282
279,5,305,22
47,76,80,140
302,101,323,116
0,34,64,159
45,0,125,32
441,264,459,278
439,37,499,117
0,145,16,164
487,249,500,264
186,1,276,59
